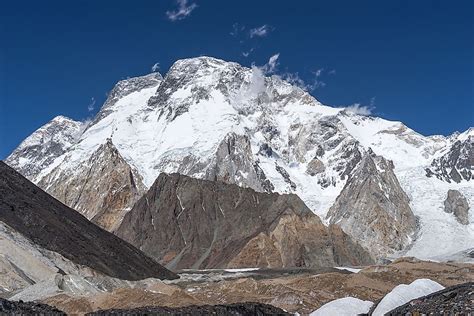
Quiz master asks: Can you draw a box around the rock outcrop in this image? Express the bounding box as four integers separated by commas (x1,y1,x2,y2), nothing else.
116,173,373,270
327,150,417,259
426,133,473,183
444,190,470,225
0,162,177,281
38,139,146,231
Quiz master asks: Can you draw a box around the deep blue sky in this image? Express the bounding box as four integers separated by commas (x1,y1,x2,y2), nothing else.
1,0,473,159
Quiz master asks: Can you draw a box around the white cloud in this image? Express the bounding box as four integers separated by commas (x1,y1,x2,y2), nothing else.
249,25,271,38
345,103,373,116
166,0,197,21
261,53,280,74
87,97,96,112
329,69,336,75
151,62,160,72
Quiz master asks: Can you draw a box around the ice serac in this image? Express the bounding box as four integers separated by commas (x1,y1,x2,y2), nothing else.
115,173,373,270
5,116,83,181
0,162,177,281
38,138,146,231
444,189,470,225
327,150,417,259
426,130,473,183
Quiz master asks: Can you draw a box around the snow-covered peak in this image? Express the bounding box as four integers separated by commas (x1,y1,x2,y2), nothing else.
6,56,474,262
5,116,84,180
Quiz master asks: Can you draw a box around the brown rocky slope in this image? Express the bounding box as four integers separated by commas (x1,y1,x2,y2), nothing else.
115,173,373,270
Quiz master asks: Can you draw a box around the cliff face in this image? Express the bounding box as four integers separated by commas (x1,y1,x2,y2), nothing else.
38,139,146,231
0,162,177,281
116,173,373,270
327,151,417,259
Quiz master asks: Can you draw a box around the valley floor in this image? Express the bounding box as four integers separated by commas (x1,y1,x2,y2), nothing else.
32,258,473,315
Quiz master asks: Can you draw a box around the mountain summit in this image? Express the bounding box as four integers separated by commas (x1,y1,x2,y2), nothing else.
5,56,473,261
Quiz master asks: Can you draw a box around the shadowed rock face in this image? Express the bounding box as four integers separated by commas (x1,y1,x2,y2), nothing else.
0,162,177,281
444,190,470,225
327,150,417,259
116,173,373,270
87,302,291,316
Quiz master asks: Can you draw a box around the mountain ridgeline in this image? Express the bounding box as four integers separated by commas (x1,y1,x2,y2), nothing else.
5,56,473,262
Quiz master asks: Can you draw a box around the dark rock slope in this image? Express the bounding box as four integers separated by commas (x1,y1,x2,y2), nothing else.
0,298,66,315
0,162,177,281
116,173,373,270
384,282,473,315
87,302,291,316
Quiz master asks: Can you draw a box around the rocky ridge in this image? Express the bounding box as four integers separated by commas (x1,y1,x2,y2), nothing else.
0,161,177,281
115,173,373,270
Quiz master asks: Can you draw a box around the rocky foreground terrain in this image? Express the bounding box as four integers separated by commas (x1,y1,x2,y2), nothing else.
385,282,473,315
37,257,473,315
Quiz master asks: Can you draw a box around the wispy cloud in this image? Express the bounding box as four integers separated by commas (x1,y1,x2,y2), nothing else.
151,62,160,72
261,53,280,74
87,97,96,112
230,23,245,37
249,24,272,38
328,69,336,75
280,68,326,92
166,0,197,21
344,103,374,116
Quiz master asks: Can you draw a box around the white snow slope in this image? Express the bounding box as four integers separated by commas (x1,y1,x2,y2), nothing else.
5,56,474,261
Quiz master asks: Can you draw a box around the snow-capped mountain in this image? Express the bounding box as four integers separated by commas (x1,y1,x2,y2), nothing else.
5,56,473,261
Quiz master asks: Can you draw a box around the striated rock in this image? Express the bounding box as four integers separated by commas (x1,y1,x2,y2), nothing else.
444,190,470,225
116,173,373,270
207,132,273,192
327,150,417,259
0,162,177,281
87,302,291,316
38,139,146,231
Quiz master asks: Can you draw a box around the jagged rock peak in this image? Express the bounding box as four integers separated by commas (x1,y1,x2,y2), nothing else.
327,150,417,259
